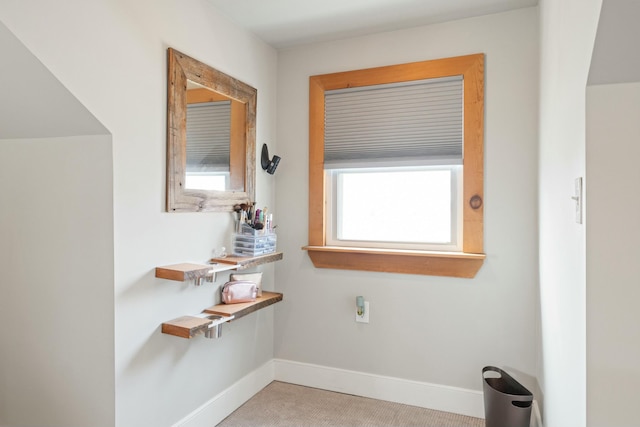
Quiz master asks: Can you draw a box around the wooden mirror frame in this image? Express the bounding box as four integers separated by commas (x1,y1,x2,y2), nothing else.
167,48,256,212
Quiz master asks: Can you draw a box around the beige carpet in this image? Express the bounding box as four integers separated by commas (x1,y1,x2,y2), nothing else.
216,381,484,427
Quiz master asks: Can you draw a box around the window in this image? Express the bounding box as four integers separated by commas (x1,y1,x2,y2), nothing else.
304,54,486,278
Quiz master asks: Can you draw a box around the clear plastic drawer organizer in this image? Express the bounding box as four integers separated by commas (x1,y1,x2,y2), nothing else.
232,224,277,256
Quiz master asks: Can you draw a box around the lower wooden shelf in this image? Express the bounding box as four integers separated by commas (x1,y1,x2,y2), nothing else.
161,291,283,339
161,315,213,339
203,291,283,319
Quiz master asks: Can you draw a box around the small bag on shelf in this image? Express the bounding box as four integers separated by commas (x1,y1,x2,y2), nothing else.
221,280,257,304
230,272,263,297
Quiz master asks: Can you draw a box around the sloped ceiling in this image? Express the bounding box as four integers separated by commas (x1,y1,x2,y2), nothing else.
0,20,107,139
208,0,538,48
589,0,640,85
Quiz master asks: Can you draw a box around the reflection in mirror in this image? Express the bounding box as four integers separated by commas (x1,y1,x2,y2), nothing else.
167,48,256,212
185,81,231,191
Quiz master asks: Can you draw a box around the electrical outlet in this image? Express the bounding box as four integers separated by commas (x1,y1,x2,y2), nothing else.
356,301,369,323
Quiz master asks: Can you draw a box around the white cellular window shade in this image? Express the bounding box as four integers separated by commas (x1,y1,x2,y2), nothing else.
186,100,231,172
324,76,463,169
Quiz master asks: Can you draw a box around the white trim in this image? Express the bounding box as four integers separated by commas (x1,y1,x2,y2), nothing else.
272,358,484,419
531,400,543,427
171,360,274,427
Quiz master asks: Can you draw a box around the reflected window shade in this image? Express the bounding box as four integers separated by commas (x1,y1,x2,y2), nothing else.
186,101,231,172
324,76,463,169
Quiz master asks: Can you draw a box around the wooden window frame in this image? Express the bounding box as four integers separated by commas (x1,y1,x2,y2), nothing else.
303,54,486,278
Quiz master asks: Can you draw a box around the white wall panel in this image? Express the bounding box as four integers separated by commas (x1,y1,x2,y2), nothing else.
538,0,602,425
586,82,640,427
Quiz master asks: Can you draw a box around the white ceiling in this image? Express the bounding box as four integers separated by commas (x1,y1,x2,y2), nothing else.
207,0,538,49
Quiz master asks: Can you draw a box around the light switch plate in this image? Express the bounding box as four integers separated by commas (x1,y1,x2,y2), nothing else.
574,177,583,224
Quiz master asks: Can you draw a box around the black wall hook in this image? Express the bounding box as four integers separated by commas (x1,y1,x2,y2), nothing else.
261,143,281,175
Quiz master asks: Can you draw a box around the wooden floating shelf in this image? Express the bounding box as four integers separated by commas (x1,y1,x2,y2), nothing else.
204,291,283,320
156,252,283,282
210,252,283,269
161,315,213,339
155,263,214,281
161,292,283,338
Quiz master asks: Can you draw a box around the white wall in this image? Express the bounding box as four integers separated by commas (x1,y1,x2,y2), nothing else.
586,82,640,427
0,1,278,426
537,0,602,426
274,7,540,397
0,18,114,427
584,3,640,424
0,136,114,427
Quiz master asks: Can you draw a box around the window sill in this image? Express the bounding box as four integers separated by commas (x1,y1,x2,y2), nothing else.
302,246,485,278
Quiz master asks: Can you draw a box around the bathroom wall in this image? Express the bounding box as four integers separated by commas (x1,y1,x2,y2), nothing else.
586,81,640,427
0,18,114,427
0,0,277,425
585,3,640,424
0,135,114,427
538,0,602,425
274,6,540,399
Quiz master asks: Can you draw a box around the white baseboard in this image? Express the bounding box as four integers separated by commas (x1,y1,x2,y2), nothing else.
172,358,541,426
272,358,484,419
172,360,274,427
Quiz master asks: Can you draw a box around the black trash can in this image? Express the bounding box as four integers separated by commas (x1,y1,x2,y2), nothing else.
482,366,533,427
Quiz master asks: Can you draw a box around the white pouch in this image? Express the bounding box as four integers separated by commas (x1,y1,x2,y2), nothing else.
221,280,257,304
230,272,263,297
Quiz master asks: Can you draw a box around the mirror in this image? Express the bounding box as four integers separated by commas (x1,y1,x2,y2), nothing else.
167,48,256,212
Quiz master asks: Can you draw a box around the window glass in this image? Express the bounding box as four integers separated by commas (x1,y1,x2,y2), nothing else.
185,172,228,191
327,166,461,251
